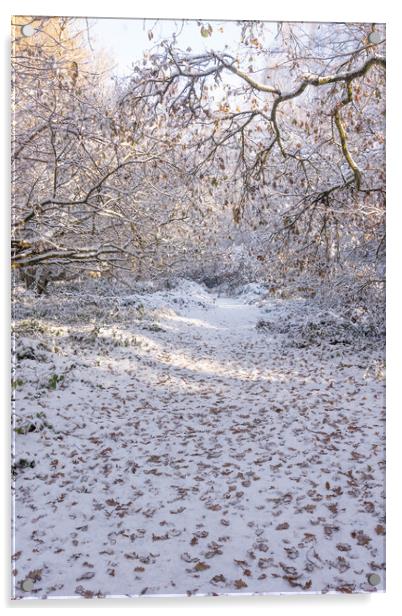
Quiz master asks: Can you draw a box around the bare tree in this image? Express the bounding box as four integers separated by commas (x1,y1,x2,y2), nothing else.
119,20,385,308
11,18,385,322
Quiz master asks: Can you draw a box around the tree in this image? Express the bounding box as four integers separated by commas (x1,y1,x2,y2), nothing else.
11,18,386,323
121,20,385,312
12,17,213,287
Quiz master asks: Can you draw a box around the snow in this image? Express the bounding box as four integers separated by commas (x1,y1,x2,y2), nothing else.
11,281,385,598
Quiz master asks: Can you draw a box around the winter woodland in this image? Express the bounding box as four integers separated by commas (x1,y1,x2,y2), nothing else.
11,17,385,598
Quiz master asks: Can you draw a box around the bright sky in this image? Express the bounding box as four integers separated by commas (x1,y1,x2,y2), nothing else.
86,17,261,77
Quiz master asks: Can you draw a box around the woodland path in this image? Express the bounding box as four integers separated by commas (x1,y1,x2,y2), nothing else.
13,285,385,597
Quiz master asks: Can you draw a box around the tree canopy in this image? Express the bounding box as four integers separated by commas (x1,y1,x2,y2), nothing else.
11,17,385,320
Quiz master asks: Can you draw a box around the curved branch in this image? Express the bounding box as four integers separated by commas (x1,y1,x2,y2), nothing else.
270,56,385,159
333,81,361,189
12,243,137,269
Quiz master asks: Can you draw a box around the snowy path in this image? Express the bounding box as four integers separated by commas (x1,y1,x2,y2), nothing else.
12,285,385,597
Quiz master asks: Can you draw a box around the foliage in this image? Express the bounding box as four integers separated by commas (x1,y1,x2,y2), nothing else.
11,18,385,324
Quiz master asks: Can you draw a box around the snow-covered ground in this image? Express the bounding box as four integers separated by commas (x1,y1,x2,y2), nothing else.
11,281,385,598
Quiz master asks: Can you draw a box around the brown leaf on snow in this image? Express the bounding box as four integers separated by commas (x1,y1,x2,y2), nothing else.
331,557,350,573
284,547,299,559
304,504,316,513
282,575,300,587
276,522,289,530
99,447,112,457
324,525,340,537
147,455,161,463
255,542,269,552
152,532,169,541
206,503,222,511
234,578,248,589
194,561,210,572
75,585,95,598
27,568,43,581
280,562,298,575
258,558,272,569
234,559,249,567
181,552,198,563
169,506,186,514
336,584,355,593
375,525,385,535
76,571,95,581
364,501,375,513
351,530,371,546
106,498,119,506
327,503,338,514
283,574,312,590
336,543,352,552
211,574,226,584
89,437,102,445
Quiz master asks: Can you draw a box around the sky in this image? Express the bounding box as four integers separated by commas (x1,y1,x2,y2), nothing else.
85,18,262,77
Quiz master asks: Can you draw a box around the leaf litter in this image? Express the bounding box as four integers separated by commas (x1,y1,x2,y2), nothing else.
11,281,385,598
